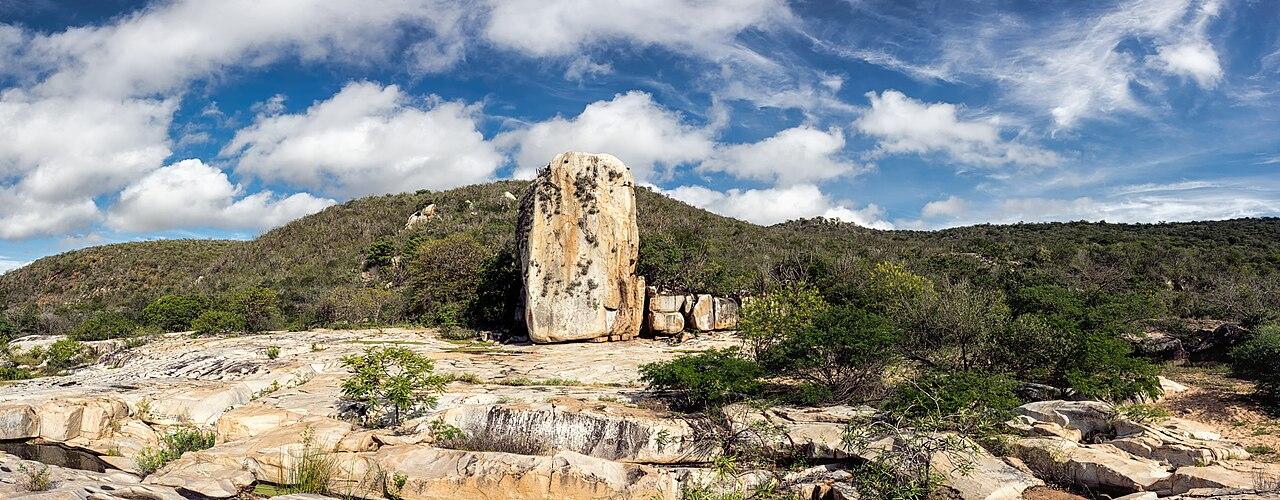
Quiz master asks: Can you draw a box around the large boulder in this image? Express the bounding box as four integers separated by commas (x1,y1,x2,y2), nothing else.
713,297,739,330
517,152,644,343
1155,460,1280,496
648,311,685,335
1014,400,1116,441
1011,437,1173,493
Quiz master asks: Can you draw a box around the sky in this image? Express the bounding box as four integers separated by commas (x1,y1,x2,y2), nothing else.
1,0,1278,274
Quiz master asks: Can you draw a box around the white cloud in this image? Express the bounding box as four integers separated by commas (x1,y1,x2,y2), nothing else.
107,159,334,233
0,0,448,239
699,126,860,185
224,81,504,197
497,91,714,181
1154,42,1223,87
855,90,1058,167
913,178,1280,228
482,0,792,59
0,256,28,275
564,56,614,81
662,184,893,228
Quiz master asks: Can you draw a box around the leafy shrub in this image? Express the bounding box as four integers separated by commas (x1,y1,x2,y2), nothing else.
0,315,15,345
266,346,280,360
1063,331,1161,402
45,338,88,371
364,238,396,269
640,348,763,412
142,294,207,332
1231,324,1280,401
69,311,137,341
889,370,1023,432
18,463,50,491
191,310,242,335
738,283,827,363
341,346,446,426
136,427,216,476
232,287,280,333
0,366,34,381
765,305,900,402
316,287,400,326
406,234,489,324
990,314,1072,381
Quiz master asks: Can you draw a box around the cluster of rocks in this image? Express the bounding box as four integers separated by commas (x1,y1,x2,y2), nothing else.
645,288,739,335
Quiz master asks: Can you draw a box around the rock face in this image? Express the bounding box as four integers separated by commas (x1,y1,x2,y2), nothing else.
518,152,644,343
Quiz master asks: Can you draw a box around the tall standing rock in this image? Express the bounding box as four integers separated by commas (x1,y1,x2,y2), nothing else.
517,152,645,343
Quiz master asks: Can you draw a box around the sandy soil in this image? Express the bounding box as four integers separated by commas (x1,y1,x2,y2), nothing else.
1159,364,1280,463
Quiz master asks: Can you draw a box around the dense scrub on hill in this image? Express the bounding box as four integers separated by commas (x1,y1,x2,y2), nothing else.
2,180,1279,337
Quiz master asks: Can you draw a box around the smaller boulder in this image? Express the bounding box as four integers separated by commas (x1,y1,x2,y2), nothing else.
649,311,685,335
689,294,715,331
712,297,739,330
0,404,37,440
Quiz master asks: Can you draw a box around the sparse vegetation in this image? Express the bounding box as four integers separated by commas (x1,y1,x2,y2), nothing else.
136,427,217,476
276,427,338,495
1232,323,1280,404
18,462,51,491
266,345,280,359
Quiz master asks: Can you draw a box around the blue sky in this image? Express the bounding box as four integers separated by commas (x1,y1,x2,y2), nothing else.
1,0,1278,273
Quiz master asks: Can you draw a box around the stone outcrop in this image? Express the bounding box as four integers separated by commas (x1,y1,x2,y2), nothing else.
517,152,644,343
0,451,186,500
646,288,740,335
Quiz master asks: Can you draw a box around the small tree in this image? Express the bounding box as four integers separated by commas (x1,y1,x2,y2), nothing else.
0,314,15,345
1231,324,1280,402
639,348,763,412
69,311,137,341
45,338,87,371
341,347,446,427
364,238,396,269
738,282,828,364
191,310,242,335
142,294,207,332
406,234,489,324
232,287,280,333
768,305,901,403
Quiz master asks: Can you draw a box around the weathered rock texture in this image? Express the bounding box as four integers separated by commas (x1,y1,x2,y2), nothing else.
518,152,644,343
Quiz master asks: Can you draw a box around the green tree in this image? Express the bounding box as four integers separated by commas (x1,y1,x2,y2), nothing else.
191,310,242,336
406,234,489,324
0,314,14,345
738,283,828,364
69,312,137,341
45,338,87,371
341,347,446,426
364,238,396,269
142,295,207,332
767,305,901,403
1231,324,1280,402
232,287,280,333
639,348,763,412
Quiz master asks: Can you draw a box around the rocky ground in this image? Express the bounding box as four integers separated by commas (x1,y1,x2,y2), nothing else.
0,328,1277,499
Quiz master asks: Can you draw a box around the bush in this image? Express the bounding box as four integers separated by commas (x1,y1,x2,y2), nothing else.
45,338,88,371
136,427,216,476
0,366,34,381
640,348,763,412
232,287,280,333
341,347,446,426
142,295,207,332
738,283,828,363
191,310,242,335
406,234,490,324
1063,331,1161,402
364,238,396,269
69,312,137,341
266,346,280,360
1231,324,1280,401
765,305,900,403
889,370,1023,432
0,315,15,345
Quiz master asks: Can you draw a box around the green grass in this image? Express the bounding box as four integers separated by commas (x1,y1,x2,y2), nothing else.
494,377,582,387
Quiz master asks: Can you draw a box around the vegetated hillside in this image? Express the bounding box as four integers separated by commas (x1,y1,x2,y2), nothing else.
3,178,1280,333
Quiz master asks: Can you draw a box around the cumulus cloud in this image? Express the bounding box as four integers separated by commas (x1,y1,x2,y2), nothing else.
0,0,446,239
662,184,893,228
482,0,791,59
698,126,860,185
912,178,1280,228
497,91,715,181
107,159,334,233
224,81,504,197
1154,42,1223,87
854,90,1058,167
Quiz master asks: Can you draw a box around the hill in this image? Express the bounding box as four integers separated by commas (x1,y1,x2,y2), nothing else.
2,179,1279,334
